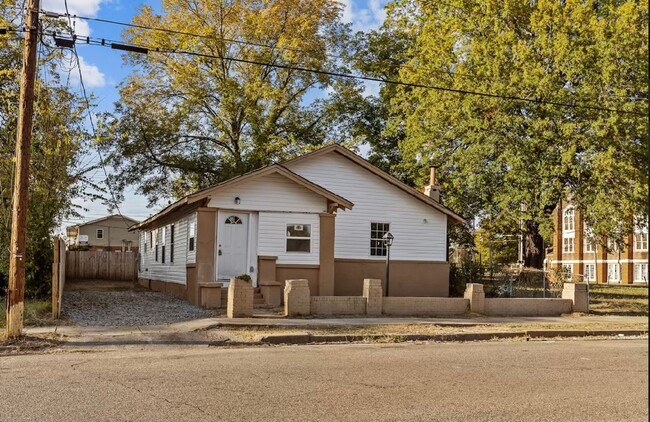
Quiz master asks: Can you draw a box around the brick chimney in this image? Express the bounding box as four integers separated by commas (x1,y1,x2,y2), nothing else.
424,166,440,202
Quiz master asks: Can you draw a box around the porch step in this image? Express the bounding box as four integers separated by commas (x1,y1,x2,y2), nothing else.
218,287,267,307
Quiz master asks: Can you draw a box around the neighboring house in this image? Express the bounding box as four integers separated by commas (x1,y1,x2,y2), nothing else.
132,144,465,302
548,201,648,284
67,215,140,252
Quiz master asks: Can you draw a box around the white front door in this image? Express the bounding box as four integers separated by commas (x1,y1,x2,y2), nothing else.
217,213,249,281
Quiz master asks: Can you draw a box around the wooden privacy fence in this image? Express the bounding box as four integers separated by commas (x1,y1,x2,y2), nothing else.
66,250,138,281
51,236,66,319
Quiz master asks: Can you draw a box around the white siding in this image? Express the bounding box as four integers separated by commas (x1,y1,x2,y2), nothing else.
138,215,191,284
258,212,320,265
208,173,326,213
287,153,448,261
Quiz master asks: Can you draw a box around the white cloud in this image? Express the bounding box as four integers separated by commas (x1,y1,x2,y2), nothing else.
69,56,106,88
337,0,388,32
41,0,108,36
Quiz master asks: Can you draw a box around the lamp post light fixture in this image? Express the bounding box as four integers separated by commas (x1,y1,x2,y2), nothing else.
382,232,394,297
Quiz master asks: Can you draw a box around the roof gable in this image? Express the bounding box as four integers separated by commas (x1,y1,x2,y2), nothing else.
283,144,466,224
132,164,353,231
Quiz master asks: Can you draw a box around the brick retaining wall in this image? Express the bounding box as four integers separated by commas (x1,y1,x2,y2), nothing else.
484,298,573,316
382,297,469,316
310,296,367,315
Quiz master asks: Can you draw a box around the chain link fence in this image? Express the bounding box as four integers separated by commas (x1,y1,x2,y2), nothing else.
450,264,585,298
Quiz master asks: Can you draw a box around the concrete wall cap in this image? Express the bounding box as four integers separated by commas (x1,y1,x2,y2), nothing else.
286,279,309,287
363,278,382,286
198,282,223,288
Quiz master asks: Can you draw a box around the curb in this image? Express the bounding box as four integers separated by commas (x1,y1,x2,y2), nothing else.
259,329,648,345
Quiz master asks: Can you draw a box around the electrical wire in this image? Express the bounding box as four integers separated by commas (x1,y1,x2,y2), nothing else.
62,0,133,228
38,8,648,103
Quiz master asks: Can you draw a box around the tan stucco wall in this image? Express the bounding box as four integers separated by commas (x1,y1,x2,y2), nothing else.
77,216,139,250
276,265,320,296
334,259,449,297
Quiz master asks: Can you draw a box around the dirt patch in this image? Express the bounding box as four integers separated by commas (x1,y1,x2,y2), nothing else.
202,320,649,343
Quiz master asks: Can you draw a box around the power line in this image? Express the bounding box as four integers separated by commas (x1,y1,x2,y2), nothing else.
38,8,647,103
33,26,645,116
62,0,132,227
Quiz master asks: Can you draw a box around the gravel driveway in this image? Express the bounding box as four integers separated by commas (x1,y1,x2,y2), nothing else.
62,283,219,326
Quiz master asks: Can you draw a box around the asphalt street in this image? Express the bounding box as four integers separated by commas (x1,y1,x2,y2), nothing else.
0,339,647,421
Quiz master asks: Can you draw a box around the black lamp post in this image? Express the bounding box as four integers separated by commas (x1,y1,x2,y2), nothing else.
383,232,394,296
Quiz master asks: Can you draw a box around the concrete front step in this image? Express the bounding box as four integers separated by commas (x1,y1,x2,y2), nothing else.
217,286,267,307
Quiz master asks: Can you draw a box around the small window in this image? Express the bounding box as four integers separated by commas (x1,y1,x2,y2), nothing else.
370,222,390,257
562,237,574,253
607,238,620,252
607,263,621,282
226,216,243,224
584,264,596,282
634,264,648,283
188,222,195,252
562,264,573,277
96,229,104,239
143,232,147,253
634,232,648,251
170,225,175,263
286,224,311,253
563,208,575,231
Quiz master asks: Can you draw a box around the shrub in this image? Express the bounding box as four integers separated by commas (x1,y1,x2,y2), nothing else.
235,274,252,282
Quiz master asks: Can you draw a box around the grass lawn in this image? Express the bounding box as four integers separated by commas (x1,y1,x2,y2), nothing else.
589,285,649,316
0,299,54,329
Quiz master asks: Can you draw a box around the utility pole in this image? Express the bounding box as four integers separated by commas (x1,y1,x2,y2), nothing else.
6,0,40,338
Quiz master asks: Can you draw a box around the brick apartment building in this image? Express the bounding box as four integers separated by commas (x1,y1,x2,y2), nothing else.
548,201,648,284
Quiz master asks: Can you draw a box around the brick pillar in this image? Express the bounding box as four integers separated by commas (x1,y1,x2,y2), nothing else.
318,212,336,296
363,278,383,316
562,282,589,313
622,233,634,284
464,283,485,314
284,279,311,316
191,207,217,305
597,245,607,284
227,278,253,318
575,208,584,277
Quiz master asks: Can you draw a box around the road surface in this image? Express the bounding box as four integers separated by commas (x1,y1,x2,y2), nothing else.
0,339,647,421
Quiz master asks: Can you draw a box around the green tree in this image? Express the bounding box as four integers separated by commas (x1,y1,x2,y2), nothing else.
1,2,90,297
99,0,354,204
374,0,647,262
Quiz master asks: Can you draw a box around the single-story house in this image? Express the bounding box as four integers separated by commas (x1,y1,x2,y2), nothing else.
67,214,140,252
132,144,465,303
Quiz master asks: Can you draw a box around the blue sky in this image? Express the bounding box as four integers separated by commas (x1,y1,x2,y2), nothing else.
51,0,388,231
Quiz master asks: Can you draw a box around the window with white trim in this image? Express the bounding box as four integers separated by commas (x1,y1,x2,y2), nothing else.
607,238,620,252
370,222,390,257
161,226,167,264
563,207,575,232
170,224,175,263
634,264,648,283
188,222,195,252
286,224,311,253
607,263,621,283
584,264,596,282
563,237,574,253
96,229,104,239
562,264,573,277
584,227,595,253
154,229,159,262
634,232,648,251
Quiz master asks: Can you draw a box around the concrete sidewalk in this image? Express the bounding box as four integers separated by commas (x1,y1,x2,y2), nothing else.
23,314,647,344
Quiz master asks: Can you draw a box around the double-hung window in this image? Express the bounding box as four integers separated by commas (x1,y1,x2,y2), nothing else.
563,207,575,231
634,263,648,283
584,263,596,282
607,263,621,283
161,226,167,264
96,229,104,239
370,222,390,257
286,224,311,253
170,225,175,263
635,232,648,251
154,229,159,262
563,237,574,253
188,222,195,252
